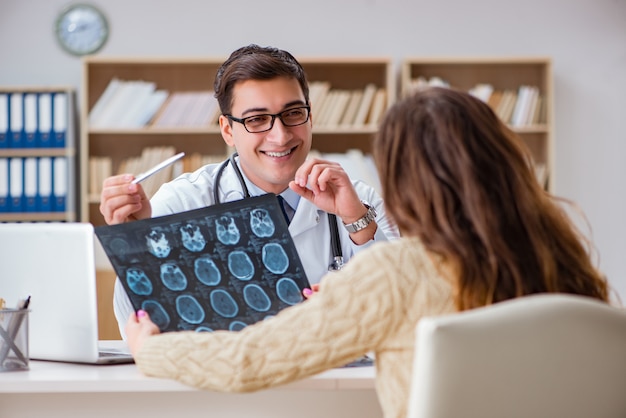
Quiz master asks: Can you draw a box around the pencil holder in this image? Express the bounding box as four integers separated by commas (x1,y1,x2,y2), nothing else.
0,309,29,372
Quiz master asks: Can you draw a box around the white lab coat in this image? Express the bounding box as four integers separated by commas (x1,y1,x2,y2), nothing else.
113,156,399,338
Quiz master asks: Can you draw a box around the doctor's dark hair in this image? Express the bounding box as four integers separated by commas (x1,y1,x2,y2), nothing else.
214,44,310,116
373,87,609,311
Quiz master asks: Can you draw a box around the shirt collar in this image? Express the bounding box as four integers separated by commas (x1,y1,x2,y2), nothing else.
232,157,300,211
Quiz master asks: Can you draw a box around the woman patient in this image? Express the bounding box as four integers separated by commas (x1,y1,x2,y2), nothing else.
125,87,610,418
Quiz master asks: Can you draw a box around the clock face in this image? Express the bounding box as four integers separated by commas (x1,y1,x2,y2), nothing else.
55,4,109,56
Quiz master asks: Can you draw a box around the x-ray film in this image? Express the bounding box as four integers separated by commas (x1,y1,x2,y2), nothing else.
95,194,310,333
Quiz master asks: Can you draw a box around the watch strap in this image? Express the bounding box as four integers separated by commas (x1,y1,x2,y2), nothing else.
343,201,377,233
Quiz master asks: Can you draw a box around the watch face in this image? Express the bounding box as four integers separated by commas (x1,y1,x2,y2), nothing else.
55,4,109,56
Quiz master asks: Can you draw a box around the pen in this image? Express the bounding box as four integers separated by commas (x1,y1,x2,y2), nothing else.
131,152,185,184
0,296,31,366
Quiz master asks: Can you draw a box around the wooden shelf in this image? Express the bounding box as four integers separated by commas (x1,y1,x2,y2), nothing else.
401,57,554,191
80,56,395,226
0,86,78,222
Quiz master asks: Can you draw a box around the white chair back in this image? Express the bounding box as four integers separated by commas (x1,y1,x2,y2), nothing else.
408,294,626,418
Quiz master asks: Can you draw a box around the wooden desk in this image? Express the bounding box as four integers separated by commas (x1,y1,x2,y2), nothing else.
0,359,381,418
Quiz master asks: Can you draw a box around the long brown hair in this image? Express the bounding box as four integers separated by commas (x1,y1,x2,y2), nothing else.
373,87,609,310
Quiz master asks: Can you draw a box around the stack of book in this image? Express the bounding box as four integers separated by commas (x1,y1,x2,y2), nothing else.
151,91,220,128
88,149,229,197
88,79,222,129
89,79,169,129
407,78,546,126
308,81,387,129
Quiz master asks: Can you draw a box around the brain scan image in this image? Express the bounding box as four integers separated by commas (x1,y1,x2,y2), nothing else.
96,194,310,333
227,250,255,280
195,326,213,332
180,223,206,252
250,208,275,237
261,242,289,274
216,216,240,245
176,294,206,324
194,255,221,286
146,229,171,258
276,277,304,305
126,268,153,295
243,283,271,312
229,321,247,331
142,300,170,329
210,289,239,318
109,237,130,257
160,262,187,291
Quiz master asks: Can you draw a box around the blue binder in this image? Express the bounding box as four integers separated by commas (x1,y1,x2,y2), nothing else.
52,157,67,212
8,157,24,212
0,94,8,148
37,157,53,212
38,93,53,148
52,93,67,148
23,93,38,148
0,158,8,212
9,93,25,149
23,157,38,212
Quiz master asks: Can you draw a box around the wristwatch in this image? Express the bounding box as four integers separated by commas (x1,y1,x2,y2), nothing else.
343,201,377,233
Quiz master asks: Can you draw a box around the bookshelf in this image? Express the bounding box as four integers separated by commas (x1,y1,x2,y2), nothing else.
80,56,394,226
0,86,77,222
401,57,554,191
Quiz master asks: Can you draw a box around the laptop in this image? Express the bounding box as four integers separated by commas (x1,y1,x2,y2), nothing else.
0,222,133,365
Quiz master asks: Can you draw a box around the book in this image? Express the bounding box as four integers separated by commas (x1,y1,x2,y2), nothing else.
325,90,351,128
367,88,387,127
94,194,310,333
339,90,364,128
88,78,123,126
352,83,377,127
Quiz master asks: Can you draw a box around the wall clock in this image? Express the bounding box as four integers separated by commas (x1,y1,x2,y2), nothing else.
55,4,109,56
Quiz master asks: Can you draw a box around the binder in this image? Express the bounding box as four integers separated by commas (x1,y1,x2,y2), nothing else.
37,157,53,212
8,157,24,212
23,93,38,148
23,157,37,212
52,93,67,148
52,157,67,212
9,92,24,148
38,93,53,148
0,94,8,148
0,158,8,212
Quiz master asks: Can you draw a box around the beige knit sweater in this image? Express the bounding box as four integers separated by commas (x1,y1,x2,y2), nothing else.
135,237,455,418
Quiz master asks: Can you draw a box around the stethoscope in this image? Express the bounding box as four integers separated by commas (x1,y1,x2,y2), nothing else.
214,153,344,271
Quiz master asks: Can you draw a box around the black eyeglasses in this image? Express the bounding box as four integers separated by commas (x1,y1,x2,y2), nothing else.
225,106,311,133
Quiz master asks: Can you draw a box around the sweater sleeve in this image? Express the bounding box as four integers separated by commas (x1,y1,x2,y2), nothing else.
134,240,409,392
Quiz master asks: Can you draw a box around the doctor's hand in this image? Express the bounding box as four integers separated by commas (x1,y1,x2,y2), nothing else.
100,174,152,225
126,310,160,357
290,158,366,222
290,158,377,244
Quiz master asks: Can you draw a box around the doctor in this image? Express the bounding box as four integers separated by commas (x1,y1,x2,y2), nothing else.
100,44,399,338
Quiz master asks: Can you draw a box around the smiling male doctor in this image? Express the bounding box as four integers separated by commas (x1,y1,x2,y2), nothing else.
99,44,399,338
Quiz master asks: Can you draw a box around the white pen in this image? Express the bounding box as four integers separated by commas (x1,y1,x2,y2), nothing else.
131,152,185,184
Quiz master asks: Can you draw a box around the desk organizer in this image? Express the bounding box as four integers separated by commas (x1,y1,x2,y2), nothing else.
0,309,29,372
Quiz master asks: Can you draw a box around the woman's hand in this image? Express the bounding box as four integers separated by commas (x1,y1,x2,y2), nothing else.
125,310,161,357
302,283,320,299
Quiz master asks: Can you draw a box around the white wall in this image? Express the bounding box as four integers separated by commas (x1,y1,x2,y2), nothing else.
2,0,625,301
